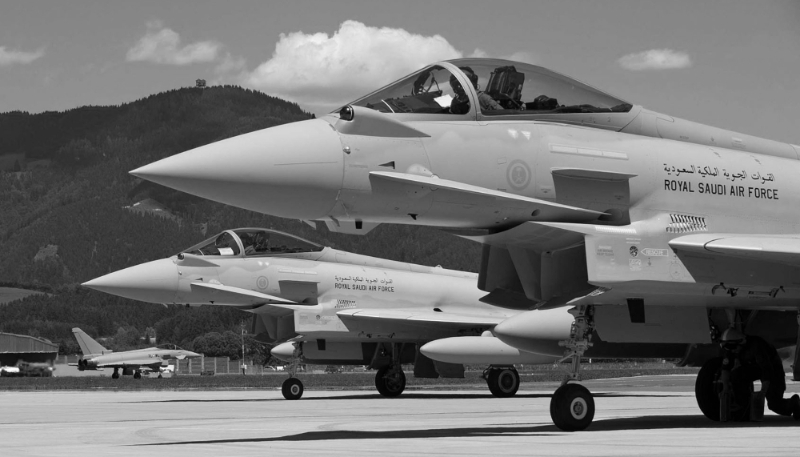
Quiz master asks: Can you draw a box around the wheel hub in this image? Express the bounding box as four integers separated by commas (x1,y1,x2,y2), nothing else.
571,398,587,419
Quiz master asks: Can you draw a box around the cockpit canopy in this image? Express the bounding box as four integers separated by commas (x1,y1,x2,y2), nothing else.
181,228,324,258
156,343,187,351
348,58,631,117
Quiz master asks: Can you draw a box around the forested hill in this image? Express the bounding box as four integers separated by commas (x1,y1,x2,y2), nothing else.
0,85,481,355
0,86,309,160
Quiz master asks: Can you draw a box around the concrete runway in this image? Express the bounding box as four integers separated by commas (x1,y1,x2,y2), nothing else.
2,375,799,456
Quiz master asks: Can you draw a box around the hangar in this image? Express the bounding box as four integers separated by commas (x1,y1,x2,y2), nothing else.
0,332,59,366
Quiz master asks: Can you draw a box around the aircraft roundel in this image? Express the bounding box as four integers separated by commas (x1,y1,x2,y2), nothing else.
507,160,531,190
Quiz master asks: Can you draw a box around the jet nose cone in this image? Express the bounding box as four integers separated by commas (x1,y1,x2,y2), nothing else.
131,119,344,219
83,258,179,304
493,309,575,356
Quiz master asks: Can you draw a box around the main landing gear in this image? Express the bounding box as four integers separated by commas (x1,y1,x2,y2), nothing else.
695,350,768,422
375,343,406,397
281,343,305,400
550,305,596,431
793,311,800,382
133,370,142,379
111,368,120,379
484,366,520,398
695,356,744,422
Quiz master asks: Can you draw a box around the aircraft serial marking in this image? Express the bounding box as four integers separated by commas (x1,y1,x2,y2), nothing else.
334,299,357,309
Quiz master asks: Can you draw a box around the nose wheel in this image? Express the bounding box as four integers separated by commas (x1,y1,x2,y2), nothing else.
550,383,595,431
282,377,304,400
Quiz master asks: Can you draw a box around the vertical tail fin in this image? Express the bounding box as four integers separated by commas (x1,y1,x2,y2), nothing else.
72,328,110,356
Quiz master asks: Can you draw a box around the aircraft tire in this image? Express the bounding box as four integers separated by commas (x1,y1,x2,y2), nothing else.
282,378,304,400
111,371,120,379
695,356,750,422
695,357,722,421
375,366,406,397
487,367,520,398
133,371,142,380
550,383,595,431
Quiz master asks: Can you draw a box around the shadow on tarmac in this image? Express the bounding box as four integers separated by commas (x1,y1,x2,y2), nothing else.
135,391,680,404
135,414,800,447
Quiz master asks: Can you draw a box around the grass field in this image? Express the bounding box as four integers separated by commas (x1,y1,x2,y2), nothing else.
0,287,46,305
0,364,699,391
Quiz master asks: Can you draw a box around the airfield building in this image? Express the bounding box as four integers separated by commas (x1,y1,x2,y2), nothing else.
0,332,59,366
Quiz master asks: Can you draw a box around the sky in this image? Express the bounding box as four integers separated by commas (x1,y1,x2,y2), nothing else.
1,0,799,144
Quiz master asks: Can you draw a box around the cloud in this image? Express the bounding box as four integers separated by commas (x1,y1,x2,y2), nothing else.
127,20,222,65
618,49,692,71
0,46,44,66
243,20,465,107
214,52,247,77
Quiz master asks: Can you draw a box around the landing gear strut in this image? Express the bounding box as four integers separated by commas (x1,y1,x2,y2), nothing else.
550,305,596,431
375,343,406,397
111,368,120,379
484,366,520,398
281,342,304,400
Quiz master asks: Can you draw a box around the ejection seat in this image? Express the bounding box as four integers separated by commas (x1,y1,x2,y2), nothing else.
484,65,525,109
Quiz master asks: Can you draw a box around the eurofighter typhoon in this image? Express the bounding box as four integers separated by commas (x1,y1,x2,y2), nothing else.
84,228,562,399
131,58,800,429
85,228,699,399
71,328,200,378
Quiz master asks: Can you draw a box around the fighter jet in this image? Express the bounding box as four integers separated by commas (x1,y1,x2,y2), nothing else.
71,328,200,378
82,227,561,399
130,58,800,430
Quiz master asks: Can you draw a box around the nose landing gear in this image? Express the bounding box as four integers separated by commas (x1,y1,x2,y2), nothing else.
281,342,305,400
549,305,596,431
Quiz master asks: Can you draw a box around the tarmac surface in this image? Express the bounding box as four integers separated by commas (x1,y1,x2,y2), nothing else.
2,374,799,456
